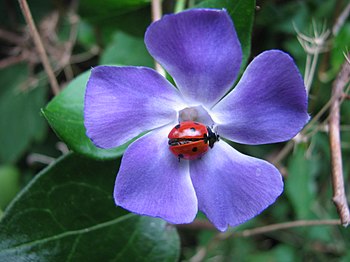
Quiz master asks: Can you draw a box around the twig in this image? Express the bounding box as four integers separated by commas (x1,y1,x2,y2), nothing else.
151,0,162,21
345,51,350,64
18,0,60,95
294,21,329,93
271,140,295,165
277,9,350,164
180,218,341,236
231,219,341,238
27,153,55,165
188,219,341,262
70,46,99,64
59,13,79,81
151,0,166,77
332,2,350,36
0,55,26,69
272,81,350,165
0,28,23,44
329,55,350,227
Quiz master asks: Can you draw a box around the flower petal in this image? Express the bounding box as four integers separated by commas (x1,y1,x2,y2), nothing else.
84,66,186,148
145,9,242,107
114,125,198,224
190,141,283,231
212,50,309,145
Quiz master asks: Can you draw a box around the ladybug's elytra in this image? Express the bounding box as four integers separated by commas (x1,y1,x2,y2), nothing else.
168,121,219,160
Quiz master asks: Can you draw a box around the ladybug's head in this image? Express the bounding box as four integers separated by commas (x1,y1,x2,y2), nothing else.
206,126,219,148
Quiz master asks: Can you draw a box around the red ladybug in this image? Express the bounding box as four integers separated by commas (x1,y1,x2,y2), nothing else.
168,121,219,160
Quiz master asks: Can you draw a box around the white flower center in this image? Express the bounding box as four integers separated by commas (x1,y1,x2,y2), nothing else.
178,105,215,126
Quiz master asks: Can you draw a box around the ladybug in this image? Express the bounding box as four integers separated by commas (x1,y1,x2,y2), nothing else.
168,121,219,160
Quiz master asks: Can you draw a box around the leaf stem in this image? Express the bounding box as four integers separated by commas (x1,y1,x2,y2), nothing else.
18,0,60,95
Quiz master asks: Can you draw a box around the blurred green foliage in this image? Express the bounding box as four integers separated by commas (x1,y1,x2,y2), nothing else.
0,0,349,261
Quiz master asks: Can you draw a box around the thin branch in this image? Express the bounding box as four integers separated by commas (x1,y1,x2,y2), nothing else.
271,139,295,165
274,16,350,165
272,80,350,165
151,0,162,21
0,55,26,69
70,46,99,64
188,219,341,262
329,54,350,227
0,28,23,44
151,0,166,77
332,2,350,36
345,51,350,64
178,219,341,237
294,21,329,93
18,0,60,95
231,219,341,238
27,153,55,165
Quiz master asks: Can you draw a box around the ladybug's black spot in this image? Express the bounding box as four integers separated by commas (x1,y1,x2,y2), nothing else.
190,127,196,132
192,147,198,152
175,124,181,129
178,154,184,158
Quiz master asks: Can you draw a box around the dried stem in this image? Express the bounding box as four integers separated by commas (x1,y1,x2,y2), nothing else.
231,219,341,238
188,219,341,262
151,0,166,77
329,55,350,227
272,82,350,165
27,153,55,165
332,2,350,36
0,55,26,69
275,8,350,164
18,0,60,95
271,140,295,165
0,28,23,44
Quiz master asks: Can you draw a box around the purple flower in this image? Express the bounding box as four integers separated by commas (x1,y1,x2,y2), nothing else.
84,9,309,231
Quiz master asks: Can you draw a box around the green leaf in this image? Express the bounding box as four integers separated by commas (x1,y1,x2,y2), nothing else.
330,23,350,78
0,153,180,261
196,0,256,68
77,20,96,49
79,0,150,31
285,143,318,219
100,31,154,67
0,166,20,210
42,71,129,160
100,7,152,38
247,244,297,262
79,0,150,17
0,64,47,163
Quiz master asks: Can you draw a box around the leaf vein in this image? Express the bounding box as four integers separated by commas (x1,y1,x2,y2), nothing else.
0,213,136,255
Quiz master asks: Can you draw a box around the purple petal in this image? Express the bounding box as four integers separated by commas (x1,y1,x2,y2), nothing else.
212,50,309,145
190,141,283,231
84,66,186,148
114,125,198,224
145,9,242,107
